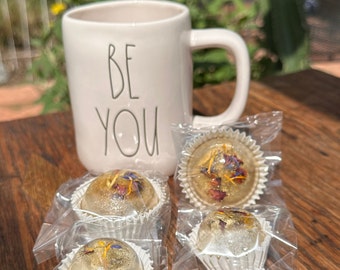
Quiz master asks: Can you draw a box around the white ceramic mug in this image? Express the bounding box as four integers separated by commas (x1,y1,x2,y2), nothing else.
62,0,250,176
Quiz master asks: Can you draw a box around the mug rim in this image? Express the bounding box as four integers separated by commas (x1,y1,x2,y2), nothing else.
63,0,189,26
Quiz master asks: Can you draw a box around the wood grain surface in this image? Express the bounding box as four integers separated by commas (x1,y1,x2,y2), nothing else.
0,69,339,269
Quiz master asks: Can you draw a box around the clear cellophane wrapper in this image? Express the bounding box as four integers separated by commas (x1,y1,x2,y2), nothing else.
33,169,170,269
172,111,298,269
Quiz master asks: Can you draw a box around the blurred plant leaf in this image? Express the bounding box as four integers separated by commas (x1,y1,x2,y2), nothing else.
259,0,310,73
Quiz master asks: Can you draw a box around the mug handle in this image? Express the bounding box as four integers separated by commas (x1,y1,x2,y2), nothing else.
190,29,250,127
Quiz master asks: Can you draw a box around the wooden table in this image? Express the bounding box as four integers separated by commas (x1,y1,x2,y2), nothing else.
0,69,339,269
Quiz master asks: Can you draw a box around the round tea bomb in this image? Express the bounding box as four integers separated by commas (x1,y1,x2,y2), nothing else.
178,129,268,209
80,169,159,216
65,238,145,270
71,170,169,239
189,208,272,270
196,208,262,257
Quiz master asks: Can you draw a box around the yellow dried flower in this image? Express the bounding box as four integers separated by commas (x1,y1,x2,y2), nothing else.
50,2,67,16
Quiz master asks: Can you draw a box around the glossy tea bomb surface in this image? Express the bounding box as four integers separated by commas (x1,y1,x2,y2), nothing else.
196,208,262,257
188,207,272,270
67,238,143,270
80,170,159,216
178,129,268,209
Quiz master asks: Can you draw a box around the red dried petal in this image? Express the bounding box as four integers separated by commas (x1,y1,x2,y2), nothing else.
210,177,221,187
208,189,227,201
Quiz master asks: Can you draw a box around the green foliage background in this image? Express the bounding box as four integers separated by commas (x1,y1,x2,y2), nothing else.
27,0,310,113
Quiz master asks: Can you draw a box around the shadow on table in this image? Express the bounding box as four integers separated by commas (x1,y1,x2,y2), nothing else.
260,69,340,120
